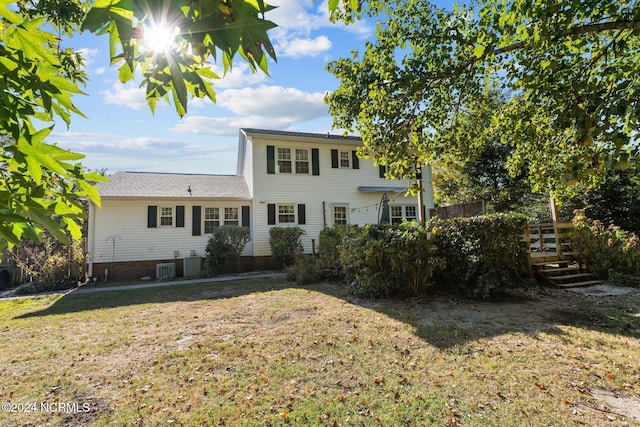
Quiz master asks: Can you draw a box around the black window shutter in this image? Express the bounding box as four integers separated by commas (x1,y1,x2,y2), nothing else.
311,148,320,176
379,165,386,178
331,149,338,168
176,205,185,227
147,206,157,228
352,151,359,169
242,205,250,227
416,169,422,180
298,204,306,225
267,204,276,225
192,206,201,236
267,145,275,174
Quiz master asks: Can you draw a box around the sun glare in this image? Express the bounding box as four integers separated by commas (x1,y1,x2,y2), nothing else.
143,22,180,53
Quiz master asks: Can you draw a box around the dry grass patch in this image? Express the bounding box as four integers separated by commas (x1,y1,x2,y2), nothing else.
0,279,639,426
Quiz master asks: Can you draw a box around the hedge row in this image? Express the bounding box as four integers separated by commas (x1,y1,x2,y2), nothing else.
285,213,530,299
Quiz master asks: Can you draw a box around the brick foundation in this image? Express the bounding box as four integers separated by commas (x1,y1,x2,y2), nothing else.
91,256,274,282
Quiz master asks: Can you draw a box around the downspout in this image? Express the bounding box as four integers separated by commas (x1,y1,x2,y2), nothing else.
87,201,96,279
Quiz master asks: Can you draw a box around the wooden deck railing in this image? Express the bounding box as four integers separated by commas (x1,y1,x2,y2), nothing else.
525,222,574,259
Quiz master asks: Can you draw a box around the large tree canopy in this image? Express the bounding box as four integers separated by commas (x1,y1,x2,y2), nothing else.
0,0,276,246
325,0,640,199
433,90,536,214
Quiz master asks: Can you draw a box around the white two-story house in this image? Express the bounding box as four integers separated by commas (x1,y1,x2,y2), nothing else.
87,128,435,281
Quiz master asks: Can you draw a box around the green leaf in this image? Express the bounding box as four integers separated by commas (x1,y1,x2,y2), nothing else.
473,44,486,58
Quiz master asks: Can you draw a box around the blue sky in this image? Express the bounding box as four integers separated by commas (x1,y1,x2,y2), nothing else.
51,1,377,175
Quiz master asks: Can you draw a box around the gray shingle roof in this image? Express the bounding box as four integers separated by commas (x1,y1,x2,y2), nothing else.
99,172,251,200
242,128,362,142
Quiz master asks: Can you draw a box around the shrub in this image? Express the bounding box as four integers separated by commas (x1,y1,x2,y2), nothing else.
571,210,640,280
339,223,440,298
428,213,529,299
269,227,304,269
204,226,251,275
317,225,353,280
14,280,78,295
10,233,84,288
286,253,320,285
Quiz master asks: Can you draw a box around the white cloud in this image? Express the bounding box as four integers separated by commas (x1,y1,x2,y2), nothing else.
170,85,328,135
277,35,332,58
218,85,327,120
268,0,373,38
55,134,235,160
211,62,269,89
78,47,99,66
101,82,147,110
169,116,287,136
94,67,106,75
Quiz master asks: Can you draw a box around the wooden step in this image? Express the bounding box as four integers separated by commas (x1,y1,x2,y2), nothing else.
547,273,593,283
538,266,580,275
552,280,605,288
531,260,572,267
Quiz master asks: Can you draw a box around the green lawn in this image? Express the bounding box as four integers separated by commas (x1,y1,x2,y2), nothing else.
0,278,639,426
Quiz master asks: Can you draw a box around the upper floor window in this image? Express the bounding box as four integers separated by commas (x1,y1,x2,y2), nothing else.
295,149,310,174
277,147,310,174
331,149,359,170
268,145,319,176
339,151,350,168
277,147,292,173
160,207,173,226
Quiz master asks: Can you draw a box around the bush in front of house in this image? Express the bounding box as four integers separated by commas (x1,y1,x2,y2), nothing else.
428,213,530,299
571,210,640,282
317,225,353,280
204,226,251,275
287,225,355,284
269,226,304,269
10,233,84,293
339,222,441,298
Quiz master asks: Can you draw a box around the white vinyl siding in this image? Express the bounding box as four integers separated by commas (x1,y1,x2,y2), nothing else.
89,200,253,263
247,135,434,256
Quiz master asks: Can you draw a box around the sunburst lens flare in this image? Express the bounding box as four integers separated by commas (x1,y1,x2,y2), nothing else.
143,23,180,53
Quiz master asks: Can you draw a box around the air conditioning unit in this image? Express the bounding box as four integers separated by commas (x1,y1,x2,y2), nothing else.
183,257,202,278
156,262,176,280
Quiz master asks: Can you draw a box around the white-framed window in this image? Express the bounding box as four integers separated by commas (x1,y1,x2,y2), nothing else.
160,207,173,226
391,205,418,224
224,207,239,226
278,204,296,224
333,204,349,225
295,148,310,174
204,207,220,233
339,150,350,168
277,147,292,173
277,147,310,174
405,206,417,221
